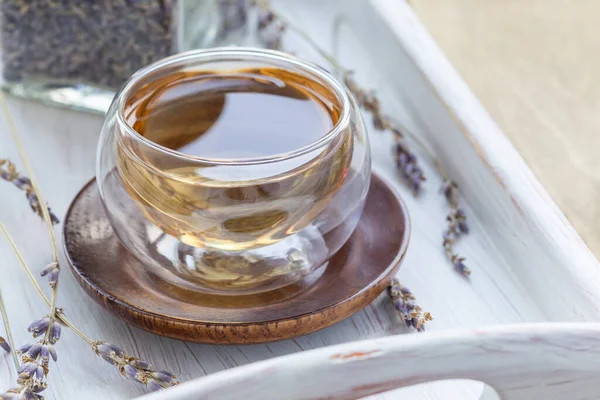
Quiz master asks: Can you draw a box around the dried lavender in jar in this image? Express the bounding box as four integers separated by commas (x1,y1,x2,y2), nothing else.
1,0,177,89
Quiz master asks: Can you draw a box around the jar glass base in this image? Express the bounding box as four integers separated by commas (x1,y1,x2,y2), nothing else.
2,81,114,115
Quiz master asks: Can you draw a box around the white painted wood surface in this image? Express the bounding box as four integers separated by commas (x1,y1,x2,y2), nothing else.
140,323,600,400
0,1,598,399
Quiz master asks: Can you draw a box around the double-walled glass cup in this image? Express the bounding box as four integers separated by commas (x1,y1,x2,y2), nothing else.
96,48,371,295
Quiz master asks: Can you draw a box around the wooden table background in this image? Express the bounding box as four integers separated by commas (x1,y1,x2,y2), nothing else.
412,0,600,258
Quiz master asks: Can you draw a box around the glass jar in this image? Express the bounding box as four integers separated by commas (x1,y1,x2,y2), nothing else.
0,0,252,114
96,48,371,295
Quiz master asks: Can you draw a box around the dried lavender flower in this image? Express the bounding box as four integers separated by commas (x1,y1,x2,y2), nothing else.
26,318,50,338
92,341,179,391
40,262,60,288
0,159,59,224
394,141,426,195
49,324,61,344
8,315,59,400
0,337,10,353
442,179,471,276
387,279,432,332
1,100,181,397
256,6,285,50
342,72,426,194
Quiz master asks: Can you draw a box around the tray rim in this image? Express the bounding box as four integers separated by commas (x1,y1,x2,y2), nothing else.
136,322,600,400
369,0,600,317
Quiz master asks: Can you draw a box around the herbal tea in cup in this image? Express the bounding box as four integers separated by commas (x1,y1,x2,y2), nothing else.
97,49,371,294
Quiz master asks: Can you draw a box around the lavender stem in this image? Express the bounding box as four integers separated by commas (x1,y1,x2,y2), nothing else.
0,92,59,262
0,289,19,370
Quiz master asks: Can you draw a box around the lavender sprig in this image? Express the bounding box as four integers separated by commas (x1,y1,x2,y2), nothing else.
93,342,179,390
0,313,62,400
442,180,470,276
0,91,178,395
0,217,179,394
343,72,426,194
0,159,59,225
387,279,432,331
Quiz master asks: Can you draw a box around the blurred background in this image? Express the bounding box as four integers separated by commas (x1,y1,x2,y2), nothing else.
412,0,600,258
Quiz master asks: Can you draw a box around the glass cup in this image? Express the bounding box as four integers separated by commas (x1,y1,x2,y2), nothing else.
96,48,371,295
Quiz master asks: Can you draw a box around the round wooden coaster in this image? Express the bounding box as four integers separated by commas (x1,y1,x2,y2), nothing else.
63,173,410,344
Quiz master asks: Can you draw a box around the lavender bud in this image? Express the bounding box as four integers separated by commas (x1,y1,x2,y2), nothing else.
136,360,152,371
13,177,31,189
25,343,42,359
47,345,57,362
18,343,33,354
458,221,469,234
400,286,412,296
454,258,471,276
35,365,45,379
148,380,164,392
372,114,386,131
393,298,404,311
49,211,60,225
27,192,40,210
47,268,60,288
443,180,459,206
396,152,409,169
27,317,50,336
49,323,61,343
0,337,10,353
40,345,49,362
395,141,406,154
123,364,142,382
40,263,58,277
18,362,38,375
151,371,177,385
387,284,401,298
257,10,274,30
95,342,124,365
402,163,412,179
442,183,452,199
362,92,379,112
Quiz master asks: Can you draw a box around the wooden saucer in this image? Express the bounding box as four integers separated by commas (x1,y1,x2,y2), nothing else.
63,173,410,344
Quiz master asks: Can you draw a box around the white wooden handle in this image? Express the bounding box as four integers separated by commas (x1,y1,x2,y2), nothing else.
138,323,600,400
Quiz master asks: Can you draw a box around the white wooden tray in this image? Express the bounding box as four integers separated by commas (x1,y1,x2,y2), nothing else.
0,0,599,399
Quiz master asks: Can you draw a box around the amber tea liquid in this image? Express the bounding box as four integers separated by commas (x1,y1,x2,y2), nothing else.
129,68,337,158
117,67,352,253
